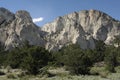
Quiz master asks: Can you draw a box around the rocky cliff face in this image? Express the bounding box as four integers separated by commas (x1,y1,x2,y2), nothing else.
42,10,120,51
0,7,45,50
0,7,120,51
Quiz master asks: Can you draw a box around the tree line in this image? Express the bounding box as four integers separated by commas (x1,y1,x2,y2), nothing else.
0,37,120,75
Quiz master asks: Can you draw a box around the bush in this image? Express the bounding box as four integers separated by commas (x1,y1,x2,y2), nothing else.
115,66,120,73
90,67,105,75
104,46,117,72
20,46,52,75
7,73,16,79
94,40,106,62
6,44,52,75
5,41,32,68
0,71,5,75
6,48,26,68
17,72,26,78
0,43,7,66
56,44,92,75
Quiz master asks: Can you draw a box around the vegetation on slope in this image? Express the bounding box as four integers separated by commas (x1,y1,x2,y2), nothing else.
0,36,120,78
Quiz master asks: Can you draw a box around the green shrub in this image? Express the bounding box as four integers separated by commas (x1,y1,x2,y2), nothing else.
90,67,105,75
20,46,51,75
7,73,16,79
115,66,120,73
0,71,5,75
6,43,52,75
5,48,27,68
0,43,7,66
104,46,117,72
17,72,26,78
56,44,93,75
94,40,106,62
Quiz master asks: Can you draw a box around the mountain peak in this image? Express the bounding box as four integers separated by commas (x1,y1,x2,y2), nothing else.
41,9,120,51
15,10,31,18
0,8,120,51
0,7,15,24
0,7,10,13
15,10,32,23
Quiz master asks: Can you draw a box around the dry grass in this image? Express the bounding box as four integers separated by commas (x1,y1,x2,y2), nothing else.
0,67,120,80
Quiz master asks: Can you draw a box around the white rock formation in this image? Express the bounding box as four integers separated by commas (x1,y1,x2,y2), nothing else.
0,7,120,51
0,8,45,50
42,10,120,51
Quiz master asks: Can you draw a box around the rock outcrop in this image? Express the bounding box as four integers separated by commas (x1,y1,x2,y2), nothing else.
0,7,120,51
0,7,45,50
42,10,120,51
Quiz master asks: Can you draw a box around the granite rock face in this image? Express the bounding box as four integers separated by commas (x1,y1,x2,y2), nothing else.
0,7,120,51
42,10,120,51
0,8,45,50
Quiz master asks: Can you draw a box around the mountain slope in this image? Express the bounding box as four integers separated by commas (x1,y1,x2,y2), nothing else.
0,8,45,50
0,8,120,51
41,10,120,51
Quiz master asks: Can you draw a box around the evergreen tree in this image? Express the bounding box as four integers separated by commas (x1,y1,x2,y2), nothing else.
95,40,106,62
59,44,92,74
20,46,51,75
104,46,117,72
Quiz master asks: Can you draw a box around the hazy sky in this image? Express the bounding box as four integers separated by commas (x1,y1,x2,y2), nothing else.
0,0,119,26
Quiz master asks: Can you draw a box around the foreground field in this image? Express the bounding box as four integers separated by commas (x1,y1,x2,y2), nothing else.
0,66,120,80
0,72,120,80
